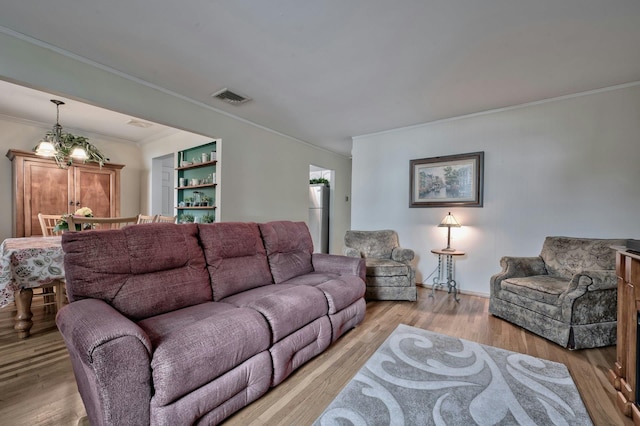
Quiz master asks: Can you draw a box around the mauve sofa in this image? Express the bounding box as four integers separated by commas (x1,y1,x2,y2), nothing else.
56,220,366,425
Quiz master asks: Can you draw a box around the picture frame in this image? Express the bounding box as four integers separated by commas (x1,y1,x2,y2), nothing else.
409,151,484,208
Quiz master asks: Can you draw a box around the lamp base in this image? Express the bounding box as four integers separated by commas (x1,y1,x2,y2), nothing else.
441,247,456,252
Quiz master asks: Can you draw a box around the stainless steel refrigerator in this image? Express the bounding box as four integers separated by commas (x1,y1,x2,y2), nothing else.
309,184,329,253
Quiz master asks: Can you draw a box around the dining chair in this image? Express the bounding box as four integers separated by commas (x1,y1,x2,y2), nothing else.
66,216,140,231
154,215,177,223
136,214,156,224
36,213,66,312
38,213,63,236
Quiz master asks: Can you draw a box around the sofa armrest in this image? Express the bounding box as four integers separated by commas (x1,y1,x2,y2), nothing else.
313,253,366,283
56,299,153,426
391,247,415,264
490,256,547,295
343,247,360,258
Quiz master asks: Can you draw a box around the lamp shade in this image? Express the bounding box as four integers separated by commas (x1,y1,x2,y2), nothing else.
35,140,57,157
70,147,88,160
438,212,461,228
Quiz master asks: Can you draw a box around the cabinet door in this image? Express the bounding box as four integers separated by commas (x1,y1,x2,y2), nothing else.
24,160,73,236
74,166,118,218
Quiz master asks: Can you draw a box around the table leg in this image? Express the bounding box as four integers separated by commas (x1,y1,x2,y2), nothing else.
446,256,460,302
430,254,443,298
14,288,34,338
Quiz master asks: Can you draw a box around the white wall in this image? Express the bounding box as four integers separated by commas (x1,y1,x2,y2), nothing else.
352,84,640,296
0,116,143,242
0,31,353,253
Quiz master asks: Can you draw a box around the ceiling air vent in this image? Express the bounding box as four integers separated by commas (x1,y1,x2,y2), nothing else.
211,88,251,105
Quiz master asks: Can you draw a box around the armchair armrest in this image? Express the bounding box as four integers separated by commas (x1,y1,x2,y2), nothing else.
56,299,153,426
582,269,618,291
391,247,414,264
563,269,618,296
559,269,619,323
490,256,547,295
313,253,366,283
343,247,360,258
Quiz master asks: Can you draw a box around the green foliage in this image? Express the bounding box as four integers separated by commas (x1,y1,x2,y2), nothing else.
35,131,109,168
310,178,330,186
180,214,195,223
201,213,215,223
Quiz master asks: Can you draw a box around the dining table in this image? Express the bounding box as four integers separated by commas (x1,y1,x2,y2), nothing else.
0,236,65,338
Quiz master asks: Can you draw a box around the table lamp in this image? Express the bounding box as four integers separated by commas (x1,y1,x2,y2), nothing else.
438,212,461,252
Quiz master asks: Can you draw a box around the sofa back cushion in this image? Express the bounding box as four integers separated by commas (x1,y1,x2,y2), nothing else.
62,223,211,320
540,236,626,279
199,222,273,300
259,221,314,283
344,230,399,259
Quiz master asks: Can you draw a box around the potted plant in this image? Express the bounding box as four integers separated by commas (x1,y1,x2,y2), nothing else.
201,195,210,206
184,197,193,207
180,213,194,224
201,213,215,223
309,178,330,187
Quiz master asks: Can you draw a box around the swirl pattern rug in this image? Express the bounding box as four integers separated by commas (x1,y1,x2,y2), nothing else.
314,324,592,425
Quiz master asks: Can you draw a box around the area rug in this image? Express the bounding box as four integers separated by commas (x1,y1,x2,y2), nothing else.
314,324,592,425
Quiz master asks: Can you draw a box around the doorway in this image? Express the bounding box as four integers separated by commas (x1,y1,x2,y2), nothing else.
151,154,175,216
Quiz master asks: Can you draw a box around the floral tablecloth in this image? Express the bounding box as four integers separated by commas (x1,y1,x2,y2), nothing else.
0,236,64,308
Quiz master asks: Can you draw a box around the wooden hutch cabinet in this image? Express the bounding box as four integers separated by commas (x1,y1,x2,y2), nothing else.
608,248,640,424
6,149,123,237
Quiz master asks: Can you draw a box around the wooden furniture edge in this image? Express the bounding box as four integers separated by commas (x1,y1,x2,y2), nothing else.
6,149,125,169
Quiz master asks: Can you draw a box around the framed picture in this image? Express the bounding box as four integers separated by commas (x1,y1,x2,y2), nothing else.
410,151,484,208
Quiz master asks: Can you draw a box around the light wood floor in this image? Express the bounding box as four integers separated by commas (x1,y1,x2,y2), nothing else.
0,286,632,425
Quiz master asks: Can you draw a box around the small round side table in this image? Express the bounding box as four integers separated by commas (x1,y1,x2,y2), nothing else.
429,249,465,302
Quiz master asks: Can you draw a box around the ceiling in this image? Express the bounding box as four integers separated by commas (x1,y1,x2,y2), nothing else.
0,80,179,144
0,0,639,156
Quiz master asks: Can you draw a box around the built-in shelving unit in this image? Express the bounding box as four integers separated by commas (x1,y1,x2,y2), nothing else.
176,140,219,223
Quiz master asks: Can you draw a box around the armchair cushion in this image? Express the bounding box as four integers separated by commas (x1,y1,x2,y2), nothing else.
540,237,619,279
365,258,410,277
501,275,568,304
344,230,399,259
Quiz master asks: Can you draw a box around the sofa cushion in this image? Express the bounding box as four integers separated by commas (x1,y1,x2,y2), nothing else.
150,351,272,426
315,276,366,314
281,274,365,314
501,275,568,305
199,222,273,301
221,285,328,343
259,221,314,283
540,237,624,280
62,223,211,320
147,307,270,406
365,258,409,276
137,301,237,347
280,271,338,286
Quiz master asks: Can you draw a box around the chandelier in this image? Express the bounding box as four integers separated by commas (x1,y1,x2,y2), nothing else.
34,99,109,168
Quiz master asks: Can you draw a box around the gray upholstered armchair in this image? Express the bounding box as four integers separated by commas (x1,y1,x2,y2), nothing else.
489,236,625,349
344,230,416,301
